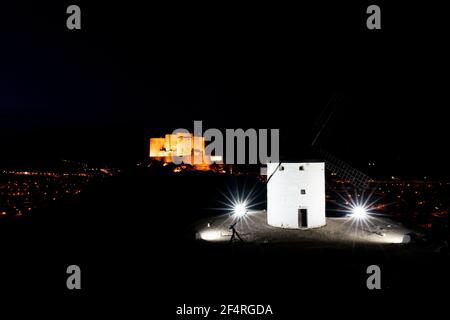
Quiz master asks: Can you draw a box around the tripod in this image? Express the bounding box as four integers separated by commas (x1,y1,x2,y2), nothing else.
229,218,244,243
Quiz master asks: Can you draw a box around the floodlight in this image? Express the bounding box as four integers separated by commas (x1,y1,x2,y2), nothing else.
234,203,247,217
351,206,367,219
200,230,223,241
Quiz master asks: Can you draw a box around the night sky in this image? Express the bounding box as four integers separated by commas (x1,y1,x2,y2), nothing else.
1,2,448,176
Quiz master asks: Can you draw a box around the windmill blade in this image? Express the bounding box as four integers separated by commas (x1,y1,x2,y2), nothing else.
311,93,344,147
318,148,370,190
310,93,371,190
265,162,283,184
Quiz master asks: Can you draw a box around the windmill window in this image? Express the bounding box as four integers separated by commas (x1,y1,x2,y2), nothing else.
299,166,304,171
301,189,306,195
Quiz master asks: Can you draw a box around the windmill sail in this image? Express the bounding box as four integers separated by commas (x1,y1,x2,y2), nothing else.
311,94,371,190
317,148,370,190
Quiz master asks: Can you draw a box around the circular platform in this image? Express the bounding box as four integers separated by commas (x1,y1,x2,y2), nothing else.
196,210,412,245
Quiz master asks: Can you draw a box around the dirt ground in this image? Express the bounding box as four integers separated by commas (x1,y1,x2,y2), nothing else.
195,210,413,247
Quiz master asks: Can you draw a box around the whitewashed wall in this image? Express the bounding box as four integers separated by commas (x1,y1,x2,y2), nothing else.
267,162,326,229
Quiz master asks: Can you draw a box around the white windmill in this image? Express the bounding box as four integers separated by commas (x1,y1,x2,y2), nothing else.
265,94,371,229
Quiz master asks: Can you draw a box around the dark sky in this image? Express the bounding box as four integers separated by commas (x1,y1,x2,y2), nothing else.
1,2,448,175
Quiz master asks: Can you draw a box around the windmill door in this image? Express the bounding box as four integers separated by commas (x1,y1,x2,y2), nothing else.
298,208,308,228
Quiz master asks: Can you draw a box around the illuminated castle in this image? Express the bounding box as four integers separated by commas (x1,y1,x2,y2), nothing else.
149,132,222,171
